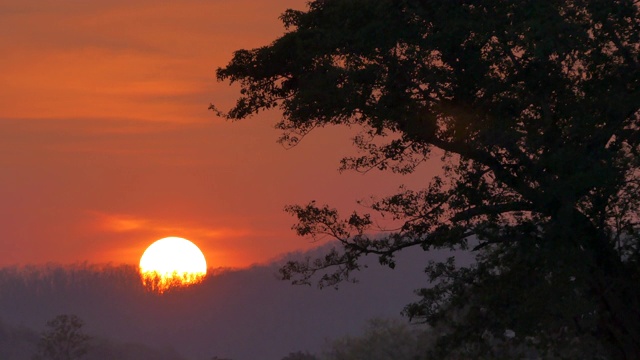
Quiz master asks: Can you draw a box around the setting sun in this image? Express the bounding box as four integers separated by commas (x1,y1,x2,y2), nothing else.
139,237,207,293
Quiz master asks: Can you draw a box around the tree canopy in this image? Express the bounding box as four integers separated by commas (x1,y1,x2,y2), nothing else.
33,314,90,360
322,318,428,360
215,0,640,358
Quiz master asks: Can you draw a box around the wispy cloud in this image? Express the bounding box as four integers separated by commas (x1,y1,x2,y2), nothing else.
94,212,149,233
90,211,253,239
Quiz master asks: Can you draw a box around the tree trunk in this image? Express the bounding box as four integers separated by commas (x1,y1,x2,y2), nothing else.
565,209,640,359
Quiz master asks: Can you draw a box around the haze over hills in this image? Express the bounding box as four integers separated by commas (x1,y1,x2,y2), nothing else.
0,244,460,360
0,320,187,360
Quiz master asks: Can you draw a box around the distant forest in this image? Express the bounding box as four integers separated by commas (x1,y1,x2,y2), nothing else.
0,247,433,360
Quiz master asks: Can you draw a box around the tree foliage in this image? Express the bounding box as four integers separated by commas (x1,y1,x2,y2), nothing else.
215,0,640,358
322,318,428,360
33,314,91,360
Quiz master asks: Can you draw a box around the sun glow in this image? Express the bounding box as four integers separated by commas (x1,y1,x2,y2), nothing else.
139,237,207,293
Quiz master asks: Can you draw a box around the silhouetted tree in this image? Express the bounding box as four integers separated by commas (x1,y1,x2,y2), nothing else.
323,318,427,360
33,314,90,360
215,0,640,358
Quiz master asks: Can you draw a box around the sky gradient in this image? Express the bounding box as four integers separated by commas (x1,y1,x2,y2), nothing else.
0,0,432,268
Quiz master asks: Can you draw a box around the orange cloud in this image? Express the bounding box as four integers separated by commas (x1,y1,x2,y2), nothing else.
90,211,255,242
94,212,149,233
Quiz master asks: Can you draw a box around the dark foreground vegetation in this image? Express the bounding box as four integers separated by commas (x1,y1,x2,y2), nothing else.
215,0,640,358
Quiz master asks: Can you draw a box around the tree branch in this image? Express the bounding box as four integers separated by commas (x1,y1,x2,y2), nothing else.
452,202,536,222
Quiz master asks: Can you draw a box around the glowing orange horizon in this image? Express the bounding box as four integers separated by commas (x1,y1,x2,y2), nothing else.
139,237,207,293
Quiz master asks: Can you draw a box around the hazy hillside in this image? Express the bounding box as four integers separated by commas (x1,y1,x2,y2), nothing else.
0,320,37,360
0,245,457,360
0,318,188,360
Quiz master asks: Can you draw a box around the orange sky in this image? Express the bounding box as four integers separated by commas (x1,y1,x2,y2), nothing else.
0,0,434,268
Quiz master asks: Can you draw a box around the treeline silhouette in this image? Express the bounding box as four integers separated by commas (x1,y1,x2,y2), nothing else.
0,245,433,360
0,263,142,295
